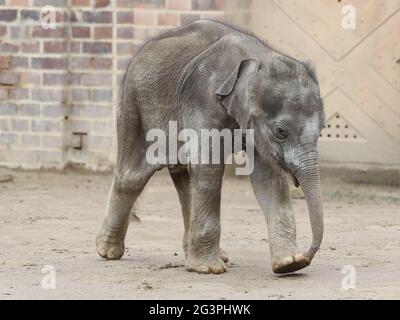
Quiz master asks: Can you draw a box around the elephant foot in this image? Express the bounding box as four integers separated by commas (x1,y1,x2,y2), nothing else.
184,245,229,263
96,226,125,260
186,255,226,274
272,254,311,274
219,248,229,263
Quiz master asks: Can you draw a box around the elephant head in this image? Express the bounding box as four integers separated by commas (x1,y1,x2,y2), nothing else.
216,57,325,266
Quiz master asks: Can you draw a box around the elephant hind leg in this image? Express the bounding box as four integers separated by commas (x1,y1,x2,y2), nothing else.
96,164,155,260
169,166,191,255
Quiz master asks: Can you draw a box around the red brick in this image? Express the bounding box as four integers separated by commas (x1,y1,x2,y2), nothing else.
133,27,164,41
0,42,19,53
117,0,165,8
95,0,110,7
201,13,224,21
81,74,112,86
136,0,165,8
133,11,156,25
92,89,112,102
54,11,65,23
0,88,8,100
11,119,29,132
71,88,90,101
70,57,112,70
11,57,29,68
116,0,132,7
168,0,191,10
0,26,6,37
94,26,112,39
31,89,67,103
9,88,29,100
117,43,136,55
0,103,17,116
192,0,224,10
90,58,112,69
69,73,82,85
18,103,40,116
70,42,81,53
72,26,90,38
32,58,67,70
32,26,66,38
9,0,29,5
44,41,67,53
42,136,63,148
82,11,112,23
33,0,66,7
158,13,178,26
0,71,19,85
43,73,68,86
21,10,40,21
117,11,133,24
117,27,134,39
20,135,40,147
8,26,30,40
0,56,11,69
20,73,41,85
8,26,30,39
0,10,17,22
71,0,90,6
69,10,82,23
82,42,112,54
21,41,40,53
10,26,21,38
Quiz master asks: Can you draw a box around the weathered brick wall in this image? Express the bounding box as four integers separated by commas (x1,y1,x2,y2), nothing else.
0,0,69,169
0,0,226,170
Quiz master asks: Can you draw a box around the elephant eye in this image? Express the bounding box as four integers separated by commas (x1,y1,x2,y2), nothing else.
273,125,288,140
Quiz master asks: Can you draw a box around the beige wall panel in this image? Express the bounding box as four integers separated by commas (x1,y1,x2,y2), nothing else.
246,0,400,167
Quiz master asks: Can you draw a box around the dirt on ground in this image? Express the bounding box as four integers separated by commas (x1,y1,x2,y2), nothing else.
0,168,399,300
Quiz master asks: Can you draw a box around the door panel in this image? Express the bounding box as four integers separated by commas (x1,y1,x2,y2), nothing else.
243,0,400,166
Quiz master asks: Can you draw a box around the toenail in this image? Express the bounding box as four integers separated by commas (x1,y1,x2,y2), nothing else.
282,256,294,266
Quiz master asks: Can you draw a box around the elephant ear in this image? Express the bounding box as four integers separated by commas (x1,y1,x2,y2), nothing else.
216,58,260,129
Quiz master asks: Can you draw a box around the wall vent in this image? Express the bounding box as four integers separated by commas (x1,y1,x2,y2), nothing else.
320,112,363,140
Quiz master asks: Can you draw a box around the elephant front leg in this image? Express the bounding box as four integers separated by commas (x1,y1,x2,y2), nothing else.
250,152,310,274
263,197,310,274
185,165,226,274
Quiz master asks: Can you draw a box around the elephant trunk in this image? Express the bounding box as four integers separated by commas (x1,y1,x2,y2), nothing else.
293,152,324,260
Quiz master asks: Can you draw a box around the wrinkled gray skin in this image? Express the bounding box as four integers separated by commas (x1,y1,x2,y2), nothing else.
96,20,325,275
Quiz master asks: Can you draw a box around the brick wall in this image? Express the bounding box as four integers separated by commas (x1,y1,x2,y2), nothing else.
0,0,227,170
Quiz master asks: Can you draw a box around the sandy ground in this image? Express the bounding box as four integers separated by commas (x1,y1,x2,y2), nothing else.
0,168,399,300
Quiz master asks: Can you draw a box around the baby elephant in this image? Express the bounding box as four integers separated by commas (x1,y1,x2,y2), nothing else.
96,20,325,275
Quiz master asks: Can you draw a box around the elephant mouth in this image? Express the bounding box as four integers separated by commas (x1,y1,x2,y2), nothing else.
291,173,300,188
281,163,299,188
